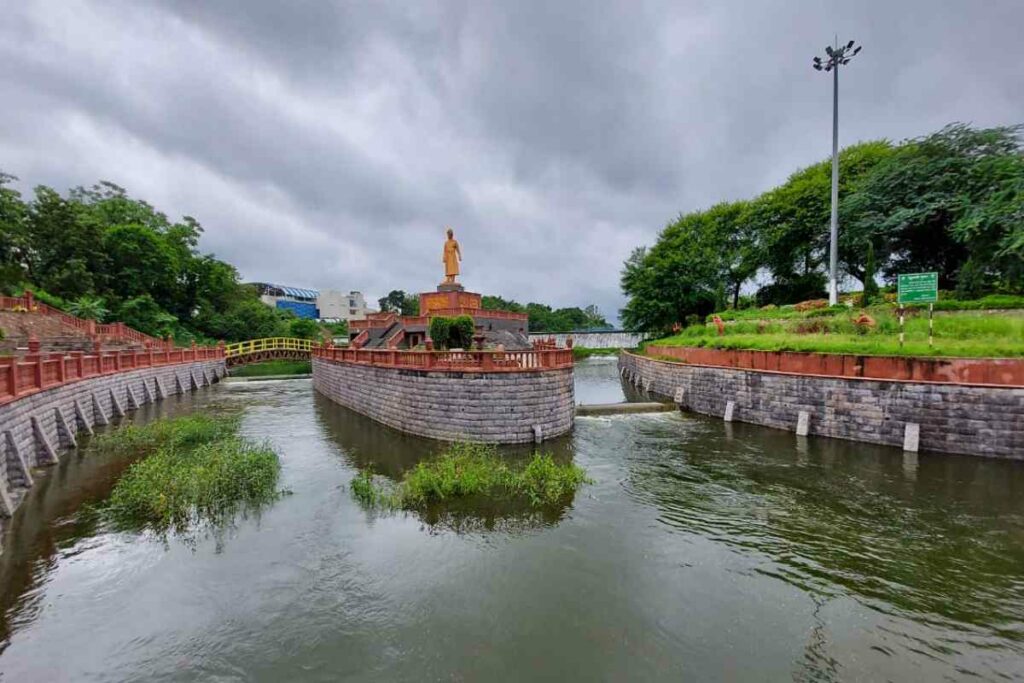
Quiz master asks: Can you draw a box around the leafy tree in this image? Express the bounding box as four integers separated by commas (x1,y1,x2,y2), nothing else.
620,210,735,332
840,124,1024,292
862,242,879,305
750,141,893,285
115,295,177,338
288,317,320,340
378,289,419,315
482,295,525,312
0,173,28,289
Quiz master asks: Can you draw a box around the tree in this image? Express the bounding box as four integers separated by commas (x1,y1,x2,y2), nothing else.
840,124,1023,292
0,173,28,289
288,317,320,340
862,242,879,305
620,210,737,332
115,295,178,338
751,140,893,286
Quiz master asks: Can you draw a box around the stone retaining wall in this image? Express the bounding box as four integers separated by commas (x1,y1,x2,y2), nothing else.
619,351,1023,459
0,359,226,516
313,357,574,443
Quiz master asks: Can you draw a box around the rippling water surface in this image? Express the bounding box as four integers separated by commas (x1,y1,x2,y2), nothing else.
0,360,1022,681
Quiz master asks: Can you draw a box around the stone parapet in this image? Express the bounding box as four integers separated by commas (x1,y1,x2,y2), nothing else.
620,351,1023,459
0,359,226,519
313,357,574,444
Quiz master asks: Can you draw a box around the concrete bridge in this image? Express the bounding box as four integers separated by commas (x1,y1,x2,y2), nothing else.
527,330,646,349
224,337,314,366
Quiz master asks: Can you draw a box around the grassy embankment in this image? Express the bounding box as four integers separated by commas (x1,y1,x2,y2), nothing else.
351,442,589,510
99,415,282,535
650,304,1024,358
229,360,312,377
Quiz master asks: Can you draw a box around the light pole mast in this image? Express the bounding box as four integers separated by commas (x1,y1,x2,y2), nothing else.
814,38,861,305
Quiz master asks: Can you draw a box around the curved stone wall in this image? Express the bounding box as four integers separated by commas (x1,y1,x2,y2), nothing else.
620,351,1023,459
312,357,574,444
0,359,226,517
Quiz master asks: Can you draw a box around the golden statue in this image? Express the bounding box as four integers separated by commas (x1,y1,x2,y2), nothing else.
442,226,461,283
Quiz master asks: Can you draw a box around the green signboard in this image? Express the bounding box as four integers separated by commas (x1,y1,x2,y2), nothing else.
898,272,938,304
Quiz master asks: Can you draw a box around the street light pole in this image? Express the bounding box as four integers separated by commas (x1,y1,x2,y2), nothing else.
829,47,839,306
814,38,861,306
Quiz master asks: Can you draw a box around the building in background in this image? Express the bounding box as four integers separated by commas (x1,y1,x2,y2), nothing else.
317,290,372,322
251,283,372,322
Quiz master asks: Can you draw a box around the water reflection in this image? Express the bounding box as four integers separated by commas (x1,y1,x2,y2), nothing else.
314,393,579,534
0,393,229,651
621,415,1024,650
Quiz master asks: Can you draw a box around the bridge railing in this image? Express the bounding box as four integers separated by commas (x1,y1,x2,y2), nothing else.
313,346,573,372
0,344,224,405
224,337,314,358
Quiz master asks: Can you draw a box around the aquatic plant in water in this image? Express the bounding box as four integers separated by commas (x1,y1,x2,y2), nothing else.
102,415,282,537
351,442,589,511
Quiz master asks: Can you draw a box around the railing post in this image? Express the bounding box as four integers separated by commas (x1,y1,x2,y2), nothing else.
481,351,493,371
27,336,40,355
73,351,84,378
32,356,43,389
4,358,18,397
24,289,34,311
55,353,66,384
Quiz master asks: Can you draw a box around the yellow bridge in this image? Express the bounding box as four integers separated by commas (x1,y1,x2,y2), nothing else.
224,337,316,366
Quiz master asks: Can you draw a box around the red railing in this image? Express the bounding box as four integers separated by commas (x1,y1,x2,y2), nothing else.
313,346,572,373
0,344,224,405
0,291,166,347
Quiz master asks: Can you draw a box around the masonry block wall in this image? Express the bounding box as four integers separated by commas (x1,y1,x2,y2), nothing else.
620,351,1023,459
313,357,574,444
0,359,226,516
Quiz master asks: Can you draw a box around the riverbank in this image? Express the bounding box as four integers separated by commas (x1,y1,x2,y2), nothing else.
2,364,1022,680
620,349,1023,458
652,306,1024,358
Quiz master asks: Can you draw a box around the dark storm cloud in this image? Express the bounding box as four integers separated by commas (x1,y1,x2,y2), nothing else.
2,1,1022,321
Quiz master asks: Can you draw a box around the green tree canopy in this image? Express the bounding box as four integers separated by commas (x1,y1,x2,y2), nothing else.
621,123,1023,332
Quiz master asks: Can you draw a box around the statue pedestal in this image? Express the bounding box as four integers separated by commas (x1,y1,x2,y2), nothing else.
437,282,465,293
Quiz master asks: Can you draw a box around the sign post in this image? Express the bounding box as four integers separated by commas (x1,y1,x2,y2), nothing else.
897,272,939,349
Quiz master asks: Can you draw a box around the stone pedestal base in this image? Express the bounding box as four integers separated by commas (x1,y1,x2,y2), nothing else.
437,282,465,292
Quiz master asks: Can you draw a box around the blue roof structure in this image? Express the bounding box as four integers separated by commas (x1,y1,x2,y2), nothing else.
270,284,319,300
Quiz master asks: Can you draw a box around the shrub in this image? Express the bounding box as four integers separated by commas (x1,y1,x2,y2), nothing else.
99,415,282,537
428,316,450,348
68,295,109,321
288,317,320,340
755,273,828,307
428,315,476,349
352,442,590,510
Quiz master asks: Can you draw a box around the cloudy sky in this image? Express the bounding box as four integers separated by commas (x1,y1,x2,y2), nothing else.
2,1,1021,321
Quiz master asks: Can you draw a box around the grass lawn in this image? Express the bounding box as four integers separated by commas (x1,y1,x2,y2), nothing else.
652,309,1024,358
229,359,311,377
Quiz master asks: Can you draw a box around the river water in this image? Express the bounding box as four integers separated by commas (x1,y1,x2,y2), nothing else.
0,358,1022,681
